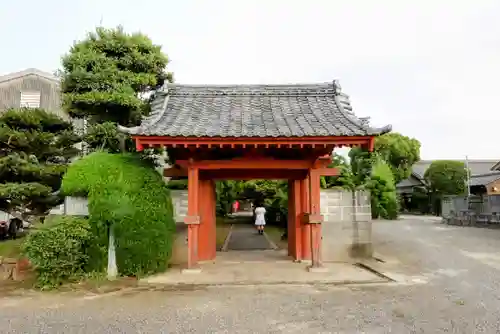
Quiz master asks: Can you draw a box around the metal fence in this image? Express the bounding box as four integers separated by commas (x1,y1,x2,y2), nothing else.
442,194,500,226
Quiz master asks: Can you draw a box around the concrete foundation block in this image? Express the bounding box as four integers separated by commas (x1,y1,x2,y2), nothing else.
320,189,373,262
181,267,202,274
307,265,330,273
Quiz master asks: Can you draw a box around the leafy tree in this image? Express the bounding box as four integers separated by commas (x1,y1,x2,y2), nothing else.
59,26,173,151
373,133,420,184
424,160,468,195
84,121,134,153
349,147,374,186
0,108,80,222
216,181,241,216
349,133,421,185
322,153,356,189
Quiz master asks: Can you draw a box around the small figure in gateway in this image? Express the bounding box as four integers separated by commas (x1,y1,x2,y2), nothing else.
254,203,267,235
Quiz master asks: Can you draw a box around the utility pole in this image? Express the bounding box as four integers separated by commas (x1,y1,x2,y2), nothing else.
465,155,471,209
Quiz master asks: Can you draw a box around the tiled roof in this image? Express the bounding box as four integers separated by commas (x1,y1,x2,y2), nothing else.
119,80,391,138
469,171,500,187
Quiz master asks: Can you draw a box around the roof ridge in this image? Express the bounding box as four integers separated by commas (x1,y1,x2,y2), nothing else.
164,81,335,97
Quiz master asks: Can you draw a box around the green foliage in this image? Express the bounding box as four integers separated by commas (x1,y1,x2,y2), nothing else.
0,108,80,220
22,216,92,288
322,153,356,189
59,26,173,153
216,181,243,216
424,160,468,195
349,133,421,185
84,122,134,153
374,133,421,184
61,151,175,277
349,147,375,185
60,26,172,126
366,159,399,219
262,182,288,227
347,132,420,218
165,178,188,190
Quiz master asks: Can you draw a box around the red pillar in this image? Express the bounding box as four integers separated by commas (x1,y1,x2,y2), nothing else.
289,179,302,261
209,180,217,259
287,180,296,257
308,169,323,268
300,176,311,260
185,165,200,270
198,179,216,261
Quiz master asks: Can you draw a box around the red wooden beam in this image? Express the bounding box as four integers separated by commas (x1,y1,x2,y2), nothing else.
166,166,337,178
200,169,308,180
176,158,313,170
318,167,339,176
163,167,187,177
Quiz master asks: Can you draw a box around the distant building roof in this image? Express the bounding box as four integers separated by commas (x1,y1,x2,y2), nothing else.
119,80,391,138
412,159,498,179
491,161,500,171
469,171,500,187
397,159,499,189
0,68,59,85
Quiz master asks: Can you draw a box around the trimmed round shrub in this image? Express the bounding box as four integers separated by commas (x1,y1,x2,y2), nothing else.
22,216,92,288
61,152,175,277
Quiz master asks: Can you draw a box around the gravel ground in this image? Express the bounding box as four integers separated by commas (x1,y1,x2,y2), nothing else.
1,216,500,333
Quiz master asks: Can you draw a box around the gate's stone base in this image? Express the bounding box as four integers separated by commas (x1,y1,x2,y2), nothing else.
170,223,188,265
320,190,373,262
169,190,188,265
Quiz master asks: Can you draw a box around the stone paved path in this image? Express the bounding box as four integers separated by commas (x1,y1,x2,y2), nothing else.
226,224,273,251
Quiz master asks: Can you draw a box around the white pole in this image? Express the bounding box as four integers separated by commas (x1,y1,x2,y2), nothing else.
107,225,117,280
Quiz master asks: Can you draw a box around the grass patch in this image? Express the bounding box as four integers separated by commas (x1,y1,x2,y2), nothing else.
0,237,25,259
216,217,232,250
216,225,232,250
61,272,138,294
264,226,287,250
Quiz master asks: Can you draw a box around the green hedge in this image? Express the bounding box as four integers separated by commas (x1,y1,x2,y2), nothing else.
22,216,92,288
61,151,175,277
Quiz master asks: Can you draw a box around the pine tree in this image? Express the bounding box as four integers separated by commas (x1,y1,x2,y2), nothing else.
0,108,80,222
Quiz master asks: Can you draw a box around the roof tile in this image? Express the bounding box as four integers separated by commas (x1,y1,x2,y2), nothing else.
121,81,391,138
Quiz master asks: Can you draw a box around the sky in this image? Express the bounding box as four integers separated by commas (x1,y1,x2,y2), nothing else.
1,0,499,160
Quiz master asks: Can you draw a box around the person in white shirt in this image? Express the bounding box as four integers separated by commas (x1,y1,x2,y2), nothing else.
254,203,267,235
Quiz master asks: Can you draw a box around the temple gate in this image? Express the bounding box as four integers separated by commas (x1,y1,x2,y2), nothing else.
120,80,391,272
